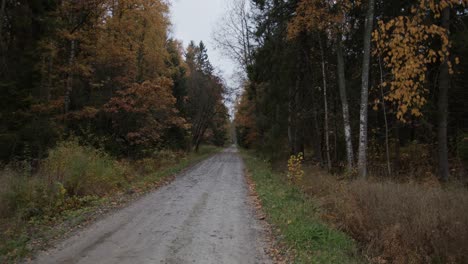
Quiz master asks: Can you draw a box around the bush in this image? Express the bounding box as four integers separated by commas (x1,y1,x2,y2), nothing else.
287,152,304,184
0,167,64,219
0,140,128,220
40,140,128,196
302,169,468,263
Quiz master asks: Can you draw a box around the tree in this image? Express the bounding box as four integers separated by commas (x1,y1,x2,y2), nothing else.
357,0,375,178
288,0,356,170
438,7,450,181
185,42,228,152
373,0,467,180
235,88,258,148
104,79,186,155
212,0,254,72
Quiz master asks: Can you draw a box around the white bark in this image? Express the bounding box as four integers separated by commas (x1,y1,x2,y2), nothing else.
357,0,375,178
336,36,354,170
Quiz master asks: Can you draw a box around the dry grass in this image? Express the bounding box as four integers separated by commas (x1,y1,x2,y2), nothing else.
0,143,221,261
301,166,468,264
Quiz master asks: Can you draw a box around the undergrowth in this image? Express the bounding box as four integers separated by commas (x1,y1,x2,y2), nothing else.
241,150,362,264
0,141,220,262
302,166,468,264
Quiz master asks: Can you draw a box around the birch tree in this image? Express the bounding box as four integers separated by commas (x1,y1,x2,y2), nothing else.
288,0,357,170
357,0,375,178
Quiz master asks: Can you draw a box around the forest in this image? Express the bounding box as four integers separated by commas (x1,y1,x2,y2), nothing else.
230,0,468,180
0,0,229,160
1,0,468,263
218,0,468,262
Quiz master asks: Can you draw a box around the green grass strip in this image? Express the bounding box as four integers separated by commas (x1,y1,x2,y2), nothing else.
241,150,363,264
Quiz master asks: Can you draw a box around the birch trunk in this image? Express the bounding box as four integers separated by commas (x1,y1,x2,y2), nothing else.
357,0,375,178
336,36,354,170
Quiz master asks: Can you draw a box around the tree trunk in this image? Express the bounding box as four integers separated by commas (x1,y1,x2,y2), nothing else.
0,0,6,68
294,50,305,155
312,107,323,165
336,35,354,170
438,7,450,181
319,35,331,172
379,56,391,176
394,121,401,173
64,39,76,113
0,0,6,37
288,84,296,155
357,0,375,178
294,85,303,154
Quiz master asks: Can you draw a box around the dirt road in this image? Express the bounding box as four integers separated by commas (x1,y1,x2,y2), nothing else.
32,147,271,264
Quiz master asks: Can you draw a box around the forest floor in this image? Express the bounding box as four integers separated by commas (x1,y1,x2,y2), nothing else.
27,147,272,264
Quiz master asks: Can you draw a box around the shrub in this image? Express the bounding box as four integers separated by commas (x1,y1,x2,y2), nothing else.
0,140,128,220
0,167,64,219
40,140,128,196
132,149,184,176
287,152,304,184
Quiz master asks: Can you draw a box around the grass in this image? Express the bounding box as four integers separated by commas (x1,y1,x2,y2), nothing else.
0,142,220,263
241,150,362,264
300,168,468,264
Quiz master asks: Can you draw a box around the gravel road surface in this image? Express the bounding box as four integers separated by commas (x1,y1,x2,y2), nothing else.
32,147,271,264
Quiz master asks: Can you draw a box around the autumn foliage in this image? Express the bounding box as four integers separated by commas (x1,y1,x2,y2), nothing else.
234,89,258,148
104,79,188,153
372,0,466,120
0,0,228,160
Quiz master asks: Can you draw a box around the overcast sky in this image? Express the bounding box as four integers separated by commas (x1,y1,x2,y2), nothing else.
169,0,236,87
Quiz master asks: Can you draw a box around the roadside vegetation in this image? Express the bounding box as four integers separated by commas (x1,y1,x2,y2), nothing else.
242,150,362,264
300,166,468,263
242,149,468,263
0,141,220,262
